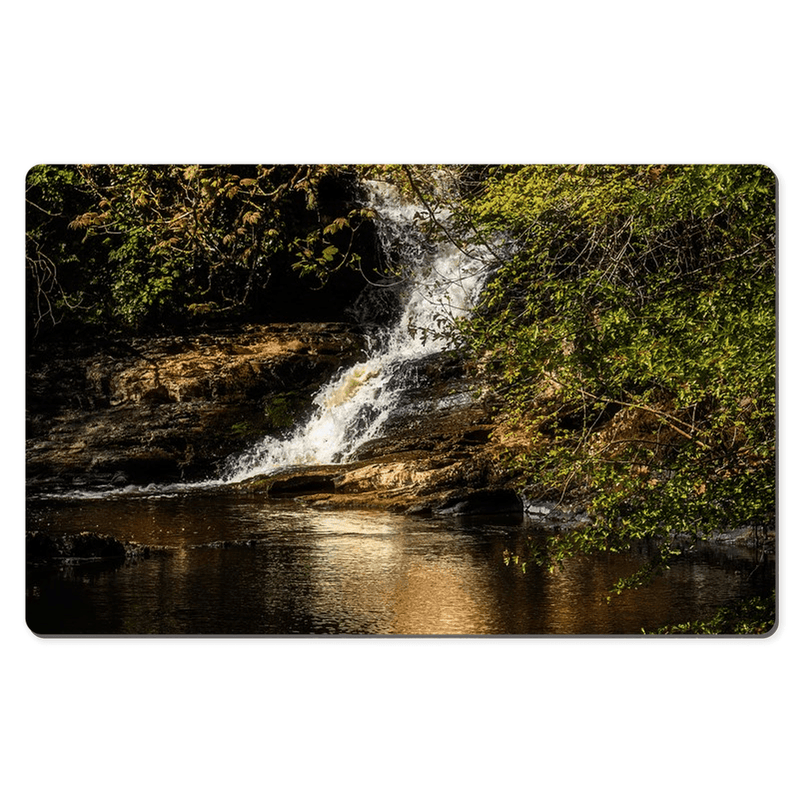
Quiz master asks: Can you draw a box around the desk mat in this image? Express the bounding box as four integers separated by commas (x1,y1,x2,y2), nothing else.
25,164,776,636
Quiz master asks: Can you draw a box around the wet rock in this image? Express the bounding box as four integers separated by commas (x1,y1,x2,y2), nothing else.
111,471,129,487
27,324,366,492
26,532,160,565
267,471,342,496
520,497,591,527
235,465,346,496
141,385,174,405
332,459,457,494
346,284,403,329
215,350,517,513
27,326,524,516
246,422,518,515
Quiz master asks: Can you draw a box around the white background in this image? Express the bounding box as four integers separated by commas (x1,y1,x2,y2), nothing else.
4,3,795,798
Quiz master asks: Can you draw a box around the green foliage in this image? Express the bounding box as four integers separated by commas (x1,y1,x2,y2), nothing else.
229,421,255,437
26,165,98,330
26,164,370,333
263,393,302,429
459,165,776,582
648,592,776,635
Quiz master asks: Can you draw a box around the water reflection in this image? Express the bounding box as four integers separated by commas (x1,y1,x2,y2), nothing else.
263,509,501,634
26,494,774,635
384,558,498,635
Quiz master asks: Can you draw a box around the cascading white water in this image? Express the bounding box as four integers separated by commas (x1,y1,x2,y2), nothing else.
222,179,489,483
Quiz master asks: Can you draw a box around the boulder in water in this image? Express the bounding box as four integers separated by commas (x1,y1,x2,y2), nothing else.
434,489,523,517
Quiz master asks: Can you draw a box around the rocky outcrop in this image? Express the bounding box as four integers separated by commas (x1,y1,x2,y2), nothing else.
26,324,366,492
238,459,522,516
235,451,519,517
232,358,520,516
27,326,524,516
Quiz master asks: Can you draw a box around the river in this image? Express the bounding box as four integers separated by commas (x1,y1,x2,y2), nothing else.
26,491,774,635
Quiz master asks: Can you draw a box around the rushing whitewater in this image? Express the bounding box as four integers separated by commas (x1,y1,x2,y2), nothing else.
222,180,489,483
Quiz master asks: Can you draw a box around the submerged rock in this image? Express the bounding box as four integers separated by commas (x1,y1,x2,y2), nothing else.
27,531,129,564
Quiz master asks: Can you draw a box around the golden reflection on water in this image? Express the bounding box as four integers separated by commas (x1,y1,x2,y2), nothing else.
383,560,495,635
303,509,498,634
541,557,616,635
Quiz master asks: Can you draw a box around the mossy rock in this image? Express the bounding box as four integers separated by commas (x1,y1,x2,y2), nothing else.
264,394,298,428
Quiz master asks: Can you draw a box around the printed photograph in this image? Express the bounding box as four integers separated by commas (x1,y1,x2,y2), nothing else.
25,164,776,635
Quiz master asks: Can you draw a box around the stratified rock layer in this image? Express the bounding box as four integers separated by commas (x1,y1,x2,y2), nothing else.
27,325,519,516
231,361,518,516
27,324,366,491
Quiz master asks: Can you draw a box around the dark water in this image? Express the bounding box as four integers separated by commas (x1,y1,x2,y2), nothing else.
26,491,774,635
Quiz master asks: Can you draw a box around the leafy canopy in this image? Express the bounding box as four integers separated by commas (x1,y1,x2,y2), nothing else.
458,165,775,588
26,164,373,333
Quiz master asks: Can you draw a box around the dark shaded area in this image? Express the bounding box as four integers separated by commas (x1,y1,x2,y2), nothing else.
26,531,127,563
435,489,523,517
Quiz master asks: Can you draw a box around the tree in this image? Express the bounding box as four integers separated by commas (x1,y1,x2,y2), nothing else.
457,165,776,589
26,164,375,334
26,165,97,332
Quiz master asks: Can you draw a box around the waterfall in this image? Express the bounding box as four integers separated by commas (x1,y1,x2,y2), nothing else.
222,179,489,483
